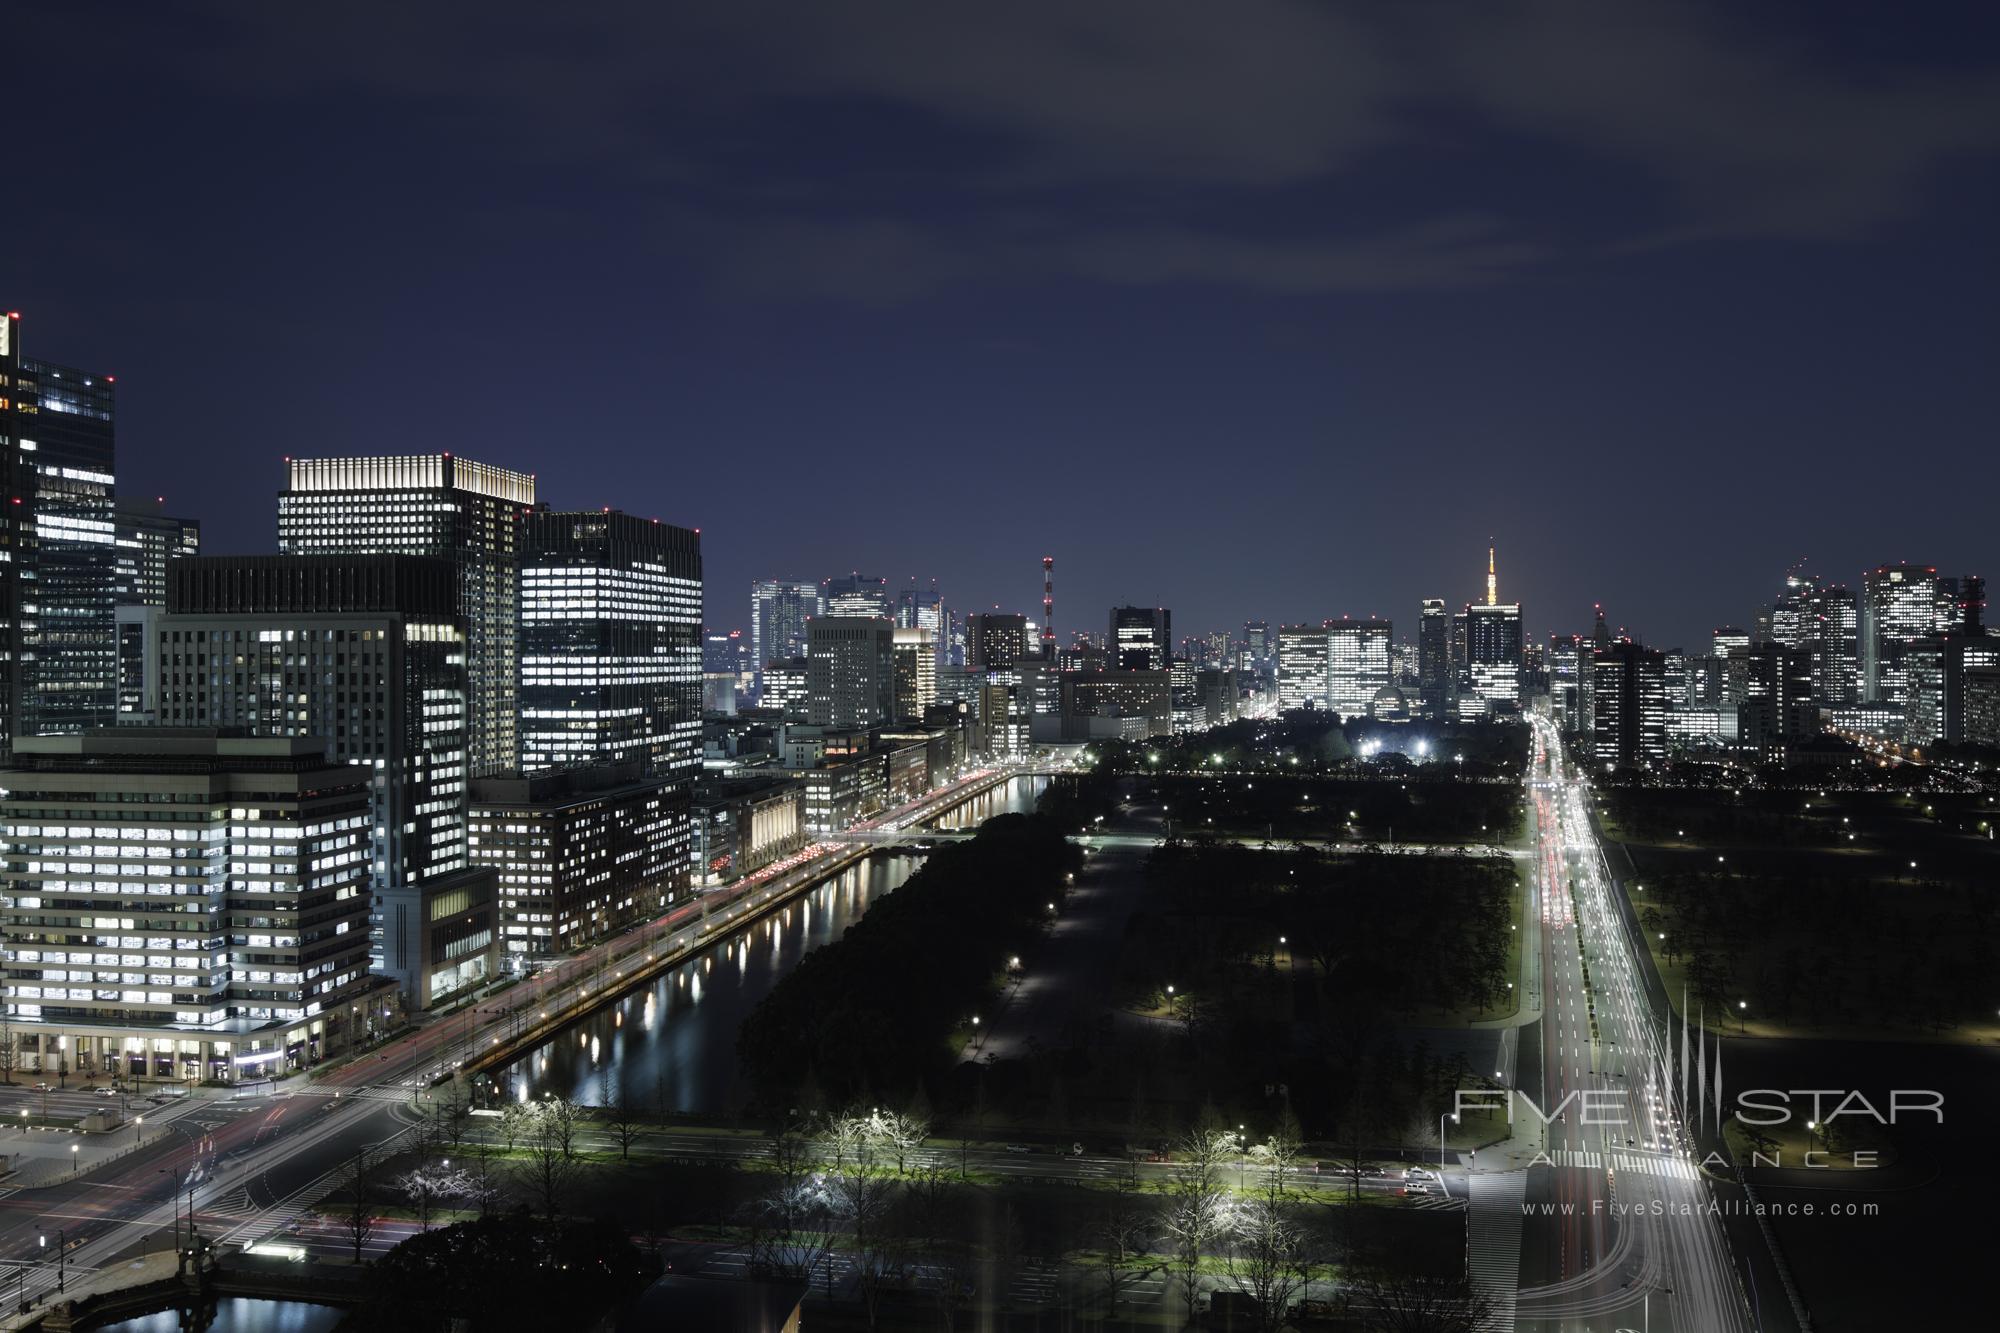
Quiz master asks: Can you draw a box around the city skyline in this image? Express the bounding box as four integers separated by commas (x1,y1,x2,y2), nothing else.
7,4,1998,651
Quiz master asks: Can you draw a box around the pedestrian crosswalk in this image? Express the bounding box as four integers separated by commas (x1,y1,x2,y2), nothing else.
1610,1150,1699,1180
1541,1146,1697,1179
1006,1258,1059,1306
1406,1191,1466,1211
1468,1171,1526,1333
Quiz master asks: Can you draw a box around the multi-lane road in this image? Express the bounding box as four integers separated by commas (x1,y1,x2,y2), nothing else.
1516,714,1752,1333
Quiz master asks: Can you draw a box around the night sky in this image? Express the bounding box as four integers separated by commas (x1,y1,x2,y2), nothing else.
8,2,1999,650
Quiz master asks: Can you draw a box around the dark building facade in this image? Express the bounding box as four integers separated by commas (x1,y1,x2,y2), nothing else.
158,554,495,1008
1109,606,1171,672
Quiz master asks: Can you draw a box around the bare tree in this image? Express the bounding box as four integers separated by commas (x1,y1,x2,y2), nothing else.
343,1148,376,1263
1348,1270,1495,1333
1247,1106,1305,1201
747,1169,837,1295
516,1099,582,1220
0,1015,16,1085
599,1072,644,1161
1090,1182,1158,1317
396,1165,473,1232
827,1141,901,1331
1224,1197,1316,1333
432,1082,475,1152
1162,1181,1227,1328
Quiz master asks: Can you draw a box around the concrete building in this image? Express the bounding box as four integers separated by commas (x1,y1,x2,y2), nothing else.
468,763,685,969
692,775,807,885
806,617,896,729
0,731,388,1084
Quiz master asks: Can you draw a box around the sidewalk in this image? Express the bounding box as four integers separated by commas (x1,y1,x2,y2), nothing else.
0,1087,218,1189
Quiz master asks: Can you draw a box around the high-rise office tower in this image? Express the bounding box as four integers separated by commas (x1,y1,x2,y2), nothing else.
1418,599,1451,717
157,554,497,1008
3,315,119,738
893,627,938,722
966,612,1030,674
1741,644,1818,747
112,496,201,607
1277,624,1332,712
1592,640,1668,770
1327,618,1392,718
110,498,200,724
1241,621,1271,680
896,581,944,636
822,573,892,619
751,579,821,693
1548,633,1584,733
279,454,535,777
1860,564,1939,706
1805,584,1859,705
519,510,701,795
807,617,896,729
1109,606,1171,672
1465,605,1524,712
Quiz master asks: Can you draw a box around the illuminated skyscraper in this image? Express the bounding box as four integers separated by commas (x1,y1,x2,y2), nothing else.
1592,640,1669,770
518,509,701,791
279,454,535,776
893,626,938,722
1277,624,1331,712
1326,618,1392,718
1860,564,1938,706
822,573,892,619
1418,599,1451,717
751,579,820,691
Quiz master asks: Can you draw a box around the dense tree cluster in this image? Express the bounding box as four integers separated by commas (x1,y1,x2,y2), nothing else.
358,1212,656,1331
1637,860,1996,1033
738,813,1077,1106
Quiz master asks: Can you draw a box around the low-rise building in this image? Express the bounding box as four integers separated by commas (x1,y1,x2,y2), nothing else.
468,764,686,971
692,775,808,885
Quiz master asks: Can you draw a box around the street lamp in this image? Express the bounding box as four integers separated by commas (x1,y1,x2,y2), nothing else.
1440,1113,1459,1170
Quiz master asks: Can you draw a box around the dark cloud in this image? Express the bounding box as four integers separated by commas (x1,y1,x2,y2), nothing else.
32,0,2000,302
